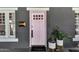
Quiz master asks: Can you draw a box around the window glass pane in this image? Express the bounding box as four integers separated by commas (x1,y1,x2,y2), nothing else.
0,25,5,35
41,15,43,17
0,12,15,37
9,13,14,35
9,23,14,35
0,13,5,35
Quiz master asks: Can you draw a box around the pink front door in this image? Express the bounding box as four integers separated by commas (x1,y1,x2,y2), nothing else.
29,11,47,47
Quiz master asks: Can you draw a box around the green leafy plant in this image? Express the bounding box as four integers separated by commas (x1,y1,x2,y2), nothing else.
49,25,71,42
57,31,67,40
48,35,56,43
48,25,59,42
49,25,70,41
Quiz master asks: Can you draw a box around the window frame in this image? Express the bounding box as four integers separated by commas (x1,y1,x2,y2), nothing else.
0,12,5,37
72,8,79,41
0,8,17,38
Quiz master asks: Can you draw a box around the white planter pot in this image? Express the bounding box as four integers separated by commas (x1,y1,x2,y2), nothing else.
48,42,56,49
57,40,63,46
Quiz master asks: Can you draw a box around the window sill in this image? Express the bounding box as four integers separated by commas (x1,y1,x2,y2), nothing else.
73,35,79,41
0,38,18,42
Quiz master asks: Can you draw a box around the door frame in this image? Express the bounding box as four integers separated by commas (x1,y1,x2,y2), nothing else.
27,8,49,47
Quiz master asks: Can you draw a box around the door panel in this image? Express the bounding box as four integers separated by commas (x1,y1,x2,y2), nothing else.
30,11,47,47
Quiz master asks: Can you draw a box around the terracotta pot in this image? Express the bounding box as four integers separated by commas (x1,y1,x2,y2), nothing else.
48,42,56,49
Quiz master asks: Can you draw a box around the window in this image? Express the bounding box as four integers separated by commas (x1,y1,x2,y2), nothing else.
0,13,5,35
72,8,79,41
32,14,44,20
0,8,18,42
9,13,15,36
0,11,16,38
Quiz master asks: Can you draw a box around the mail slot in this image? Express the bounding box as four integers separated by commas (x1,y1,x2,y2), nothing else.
19,21,26,27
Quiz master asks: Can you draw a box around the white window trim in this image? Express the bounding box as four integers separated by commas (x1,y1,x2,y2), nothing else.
0,38,18,42
72,8,79,11
0,8,18,11
0,8,18,42
72,8,79,13
72,8,79,41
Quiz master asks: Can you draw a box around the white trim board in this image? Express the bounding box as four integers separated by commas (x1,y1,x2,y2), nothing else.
73,38,79,41
72,8,79,11
73,35,79,41
75,11,79,13
0,8,18,11
0,38,18,42
72,8,79,13
27,8,49,11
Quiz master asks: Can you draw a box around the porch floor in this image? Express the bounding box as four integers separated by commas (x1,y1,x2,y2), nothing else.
0,48,29,52
0,47,77,52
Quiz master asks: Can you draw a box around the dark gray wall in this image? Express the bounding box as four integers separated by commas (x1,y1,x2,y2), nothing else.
16,7,29,48
48,7,75,47
0,7,76,48
0,7,29,48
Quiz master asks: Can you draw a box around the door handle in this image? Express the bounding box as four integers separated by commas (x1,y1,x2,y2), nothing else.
31,30,33,38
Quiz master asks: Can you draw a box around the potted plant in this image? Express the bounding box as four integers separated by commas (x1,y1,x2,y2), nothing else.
48,25,69,51
48,33,56,51
48,25,60,51
53,25,68,47
56,31,66,47
53,27,67,47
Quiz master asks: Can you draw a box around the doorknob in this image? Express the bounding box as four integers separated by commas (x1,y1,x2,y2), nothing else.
31,30,33,38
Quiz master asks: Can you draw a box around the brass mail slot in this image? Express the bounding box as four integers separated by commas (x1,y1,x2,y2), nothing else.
19,21,26,27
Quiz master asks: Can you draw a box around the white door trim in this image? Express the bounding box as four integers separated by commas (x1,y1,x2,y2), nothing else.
27,8,49,47
27,8,49,11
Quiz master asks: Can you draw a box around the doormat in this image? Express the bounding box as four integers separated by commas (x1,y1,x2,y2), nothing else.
31,45,46,52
